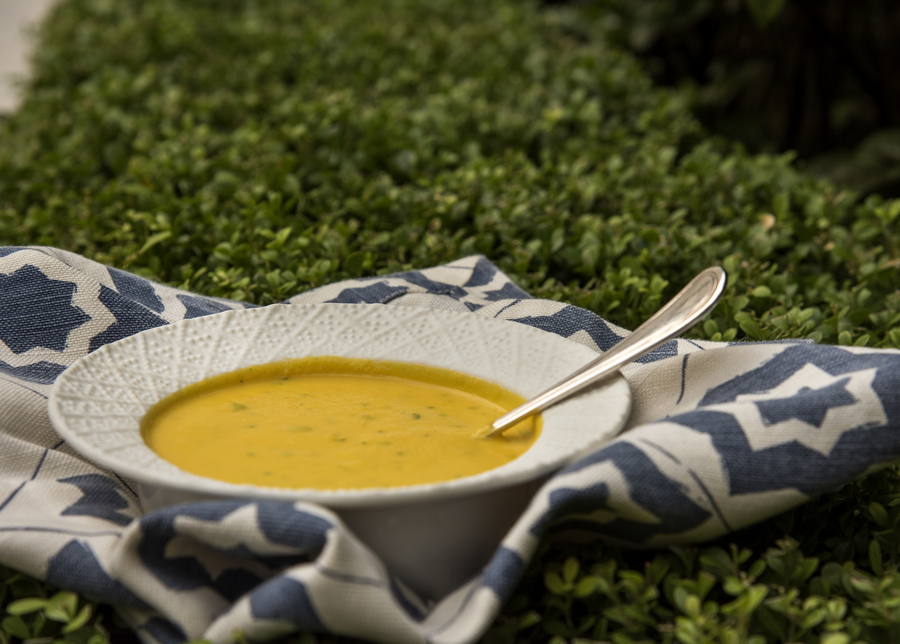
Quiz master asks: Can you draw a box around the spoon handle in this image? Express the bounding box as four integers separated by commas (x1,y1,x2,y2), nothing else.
486,266,727,437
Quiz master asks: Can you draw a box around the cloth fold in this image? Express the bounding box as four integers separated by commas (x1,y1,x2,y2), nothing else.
1,246,898,643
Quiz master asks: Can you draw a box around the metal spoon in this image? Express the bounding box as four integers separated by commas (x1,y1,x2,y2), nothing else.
479,266,727,438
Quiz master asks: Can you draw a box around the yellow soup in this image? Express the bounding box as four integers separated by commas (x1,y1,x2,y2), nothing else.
142,357,540,490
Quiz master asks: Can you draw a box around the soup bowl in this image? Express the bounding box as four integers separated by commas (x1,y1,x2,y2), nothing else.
48,303,631,599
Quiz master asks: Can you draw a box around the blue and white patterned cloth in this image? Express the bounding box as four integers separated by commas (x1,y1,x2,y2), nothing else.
2,246,899,643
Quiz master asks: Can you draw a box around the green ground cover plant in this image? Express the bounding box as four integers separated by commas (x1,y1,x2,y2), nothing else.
1,0,899,642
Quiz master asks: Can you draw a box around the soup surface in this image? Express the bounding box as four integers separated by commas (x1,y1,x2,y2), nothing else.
142,357,540,490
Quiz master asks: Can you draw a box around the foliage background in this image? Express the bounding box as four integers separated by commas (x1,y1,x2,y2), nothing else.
591,0,900,198
1,0,900,642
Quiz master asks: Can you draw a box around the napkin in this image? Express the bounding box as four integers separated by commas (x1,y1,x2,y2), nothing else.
2,246,899,644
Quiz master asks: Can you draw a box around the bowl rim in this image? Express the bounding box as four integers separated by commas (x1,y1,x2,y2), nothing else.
48,302,631,508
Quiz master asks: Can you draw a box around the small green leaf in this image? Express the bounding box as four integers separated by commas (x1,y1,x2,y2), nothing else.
748,559,767,580
799,606,826,631
518,610,541,629
563,557,579,585
1,615,31,640
265,271,281,289
796,557,819,584
344,251,366,275
820,633,850,644
89,632,114,644
672,585,689,613
61,604,93,633
736,314,762,339
744,584,769,613
573,576,598,598
138,230,172,255
6,597,48,615
44,591,78,622
544,571,568,595
684,593,701,617
772,191,790,217
868,501,890,527
868,540,883,576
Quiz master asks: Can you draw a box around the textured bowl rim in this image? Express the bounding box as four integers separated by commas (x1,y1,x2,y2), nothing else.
48,303,631,508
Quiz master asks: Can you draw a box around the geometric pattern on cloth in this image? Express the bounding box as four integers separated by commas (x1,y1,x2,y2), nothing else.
1,246,899,644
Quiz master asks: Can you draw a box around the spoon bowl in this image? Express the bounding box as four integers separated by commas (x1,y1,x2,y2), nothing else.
482,266,726,437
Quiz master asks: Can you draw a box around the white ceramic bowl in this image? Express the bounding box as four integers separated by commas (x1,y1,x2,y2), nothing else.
49,303,630,598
